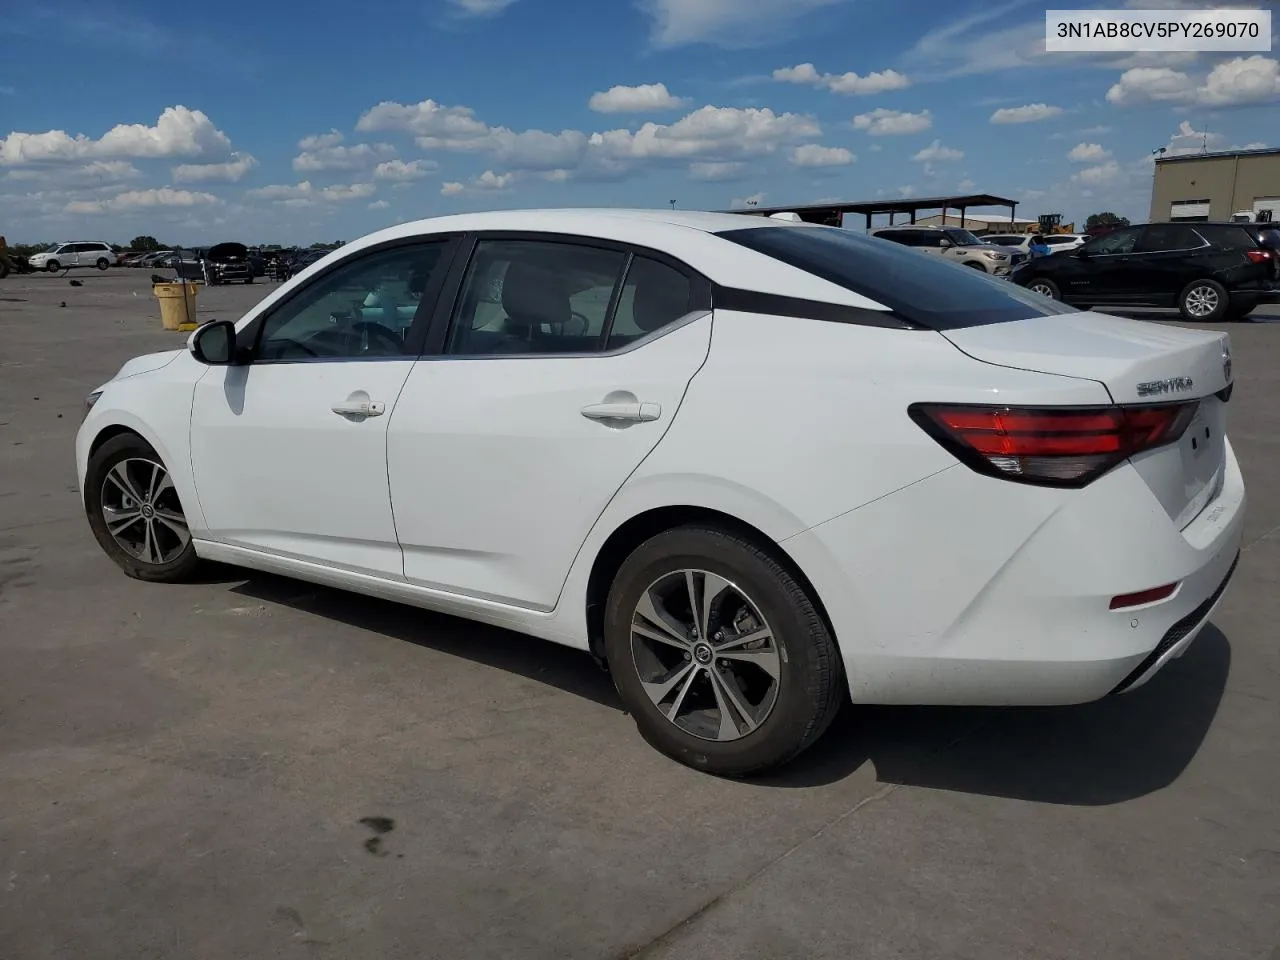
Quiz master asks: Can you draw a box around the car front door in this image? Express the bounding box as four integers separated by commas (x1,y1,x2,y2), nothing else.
188,236,459,577
63,243,84,268
388,236,712,610
1061,226,1142,302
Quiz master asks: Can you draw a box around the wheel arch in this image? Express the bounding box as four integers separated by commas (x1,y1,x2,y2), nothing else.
582,504,839,669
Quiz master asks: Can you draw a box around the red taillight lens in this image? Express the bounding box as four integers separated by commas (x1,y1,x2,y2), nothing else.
1245,249,1270,265
909,402,1199,487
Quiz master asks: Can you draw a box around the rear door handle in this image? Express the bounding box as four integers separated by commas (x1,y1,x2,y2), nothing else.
332,399,386,418
580,401,661,423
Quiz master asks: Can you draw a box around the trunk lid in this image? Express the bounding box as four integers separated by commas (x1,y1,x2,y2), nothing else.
942,311,1233,529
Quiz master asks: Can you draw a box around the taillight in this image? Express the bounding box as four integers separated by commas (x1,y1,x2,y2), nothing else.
909,402,1199,487
1245,250,1270,264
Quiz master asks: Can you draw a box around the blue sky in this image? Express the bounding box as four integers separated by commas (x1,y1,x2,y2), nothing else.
2,0,1278,244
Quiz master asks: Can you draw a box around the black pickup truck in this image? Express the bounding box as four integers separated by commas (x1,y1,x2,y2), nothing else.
175,242,254,285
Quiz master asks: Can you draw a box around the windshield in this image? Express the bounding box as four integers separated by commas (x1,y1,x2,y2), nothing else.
943,228,982,247
46,243,62,252
716,224,1080,330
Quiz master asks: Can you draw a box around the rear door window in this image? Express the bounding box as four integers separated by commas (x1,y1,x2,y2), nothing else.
607,256,694,350
1135,224,1203,253
1081,227,1141,255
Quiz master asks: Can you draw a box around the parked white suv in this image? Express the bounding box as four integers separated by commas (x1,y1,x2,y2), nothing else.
27,241,118,272
869,226,1025,275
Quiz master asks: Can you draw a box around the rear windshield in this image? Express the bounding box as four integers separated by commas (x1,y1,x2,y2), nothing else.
716,225,1079,330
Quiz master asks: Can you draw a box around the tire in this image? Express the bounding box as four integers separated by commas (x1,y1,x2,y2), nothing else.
603,524,843,777
46,260,61,273
245,275,254,284
96,258,109,270
1026,277,1061,300
1178,279,1229,322
85,433,199,583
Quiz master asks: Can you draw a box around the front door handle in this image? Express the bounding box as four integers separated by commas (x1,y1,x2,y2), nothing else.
581,401,661,423
332,398,386,418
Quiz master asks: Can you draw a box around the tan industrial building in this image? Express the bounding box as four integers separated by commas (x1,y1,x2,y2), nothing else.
1150,147,1280,222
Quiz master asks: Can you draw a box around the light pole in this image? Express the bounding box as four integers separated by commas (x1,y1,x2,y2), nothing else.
669,200,677,210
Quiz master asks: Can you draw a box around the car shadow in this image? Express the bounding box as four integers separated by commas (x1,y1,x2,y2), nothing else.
226,573,1230,805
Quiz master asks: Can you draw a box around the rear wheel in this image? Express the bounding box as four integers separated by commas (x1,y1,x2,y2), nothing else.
46,260,61,273
603,525,843,777
1027,277,1061,300
85,434,199,582
1178,280,1228,322
96,258,110,270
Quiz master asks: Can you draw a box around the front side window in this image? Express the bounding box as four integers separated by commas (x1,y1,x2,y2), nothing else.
943,229,982,246
447,240,626,356
255,241,449,361
1082,227,1141,255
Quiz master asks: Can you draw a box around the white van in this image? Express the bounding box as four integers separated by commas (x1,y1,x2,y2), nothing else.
26,242,119,272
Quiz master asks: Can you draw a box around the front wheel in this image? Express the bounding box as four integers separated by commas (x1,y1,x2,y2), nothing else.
85,433,199,582
96,258,110,270
603,525,843,777
1026,277,1061,300
1179,279,1228,322
46,260,61,273
245,275,254,284
963,261,987,271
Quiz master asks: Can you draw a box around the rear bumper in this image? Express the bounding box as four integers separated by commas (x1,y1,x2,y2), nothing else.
784,438,1247,706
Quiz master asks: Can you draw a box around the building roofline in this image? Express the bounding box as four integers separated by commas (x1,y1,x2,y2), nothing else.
1155,146,1280,164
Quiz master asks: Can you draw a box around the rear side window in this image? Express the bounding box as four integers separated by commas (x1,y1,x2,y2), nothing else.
1135,224,1203,253
1198,225,1260,250
717,225,1079,330
608,256,693,349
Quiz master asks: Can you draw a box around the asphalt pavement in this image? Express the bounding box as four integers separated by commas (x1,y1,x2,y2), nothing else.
1,268,1278,959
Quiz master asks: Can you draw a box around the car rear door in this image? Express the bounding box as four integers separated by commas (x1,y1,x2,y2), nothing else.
387,235,712,610
1067,226,1143,302
1129,223,1207,300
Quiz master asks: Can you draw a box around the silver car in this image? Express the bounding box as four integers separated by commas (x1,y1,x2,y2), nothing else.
868,225,1025,275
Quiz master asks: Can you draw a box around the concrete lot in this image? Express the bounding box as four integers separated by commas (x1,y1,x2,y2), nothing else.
1,268,1278,960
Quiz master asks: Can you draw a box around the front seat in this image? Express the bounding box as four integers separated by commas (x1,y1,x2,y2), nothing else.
496,261,570,352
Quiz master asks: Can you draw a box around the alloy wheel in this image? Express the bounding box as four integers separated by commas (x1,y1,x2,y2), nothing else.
99,458,190,565
630,569,781,742
1184,285,1219,318
1029,281,1056,298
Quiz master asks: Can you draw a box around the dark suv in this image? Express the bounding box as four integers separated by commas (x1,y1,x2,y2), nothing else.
1010,221,1280,321
175,242,254,285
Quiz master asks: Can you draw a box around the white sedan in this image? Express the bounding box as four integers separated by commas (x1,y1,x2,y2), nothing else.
77,209,1245,776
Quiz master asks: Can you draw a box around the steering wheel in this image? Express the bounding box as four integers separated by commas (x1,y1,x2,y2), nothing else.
551,310,591,337
351,321,404,354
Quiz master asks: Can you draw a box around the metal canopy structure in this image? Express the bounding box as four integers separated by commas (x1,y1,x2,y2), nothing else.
720,193,1020,230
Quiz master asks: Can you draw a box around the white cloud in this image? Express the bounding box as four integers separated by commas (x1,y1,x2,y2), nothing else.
1079,125,1112,135
957,177,976,191
360,96,820,183
373,158,438,181
321,183,376,201
440,181,466,196
5,160,141,185
731,191,766,208
293,142,396,172
449,0,517,15
65,186,219,214
773,63,911,95
589,83,688,113
173,152,257,183
1072,161,1121,185
912,139,963,162
368,199,391,210
1067,142,1111,162
245,181,313,201
298,130,344,151
440,170,519,195
852,108,932,136
989,103,1063,124
0,106,231,165
689,161,745,181
640,0,844,48
789,144,855,167
1107,56,1280,107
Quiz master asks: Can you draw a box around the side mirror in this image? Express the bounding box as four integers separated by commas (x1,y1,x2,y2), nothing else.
188,319,238,365
938,238,953,249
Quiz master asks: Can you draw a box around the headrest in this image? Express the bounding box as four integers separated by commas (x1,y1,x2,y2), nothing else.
632,277,689,332
501,261,569,329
